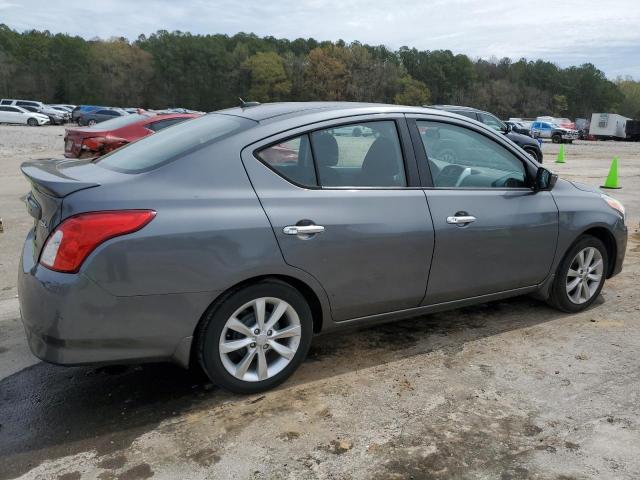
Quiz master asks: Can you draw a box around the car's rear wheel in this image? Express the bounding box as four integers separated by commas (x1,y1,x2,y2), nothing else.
27,118,38,127
197,280,313,394
547,235,608,313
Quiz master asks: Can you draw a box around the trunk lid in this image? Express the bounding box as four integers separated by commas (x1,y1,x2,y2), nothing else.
64,127,109,158
21,158,104,258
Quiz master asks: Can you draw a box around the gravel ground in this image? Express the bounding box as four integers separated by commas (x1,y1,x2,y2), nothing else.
0,125,639,480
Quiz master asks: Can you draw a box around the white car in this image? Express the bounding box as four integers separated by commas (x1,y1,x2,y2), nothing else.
0,105,50,126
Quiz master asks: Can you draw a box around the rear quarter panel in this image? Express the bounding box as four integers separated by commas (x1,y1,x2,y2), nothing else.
68,135,331,319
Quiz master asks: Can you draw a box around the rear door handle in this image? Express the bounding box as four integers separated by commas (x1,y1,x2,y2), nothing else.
446,215,476,225
283,225,325,235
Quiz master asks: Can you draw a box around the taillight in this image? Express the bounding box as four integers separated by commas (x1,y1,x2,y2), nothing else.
40,210,156,273
82,136,128,154
82,137,106,151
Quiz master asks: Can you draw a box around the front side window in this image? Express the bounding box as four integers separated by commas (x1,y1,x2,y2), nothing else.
310,121,406,187
417,121,527,188
257,135,317,187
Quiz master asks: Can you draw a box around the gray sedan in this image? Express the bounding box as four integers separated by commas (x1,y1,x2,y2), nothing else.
18,102,627,393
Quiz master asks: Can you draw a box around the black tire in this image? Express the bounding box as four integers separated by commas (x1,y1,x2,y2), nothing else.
27,118,38,127
523,147,541,163
547,235,608,313
197,280,313,394
552,133,562,144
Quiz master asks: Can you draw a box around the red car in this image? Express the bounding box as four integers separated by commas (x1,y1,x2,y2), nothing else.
64,112,199,158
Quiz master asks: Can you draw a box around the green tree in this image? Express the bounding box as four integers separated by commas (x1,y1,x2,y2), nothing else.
394,76,431,105
242,51,291,102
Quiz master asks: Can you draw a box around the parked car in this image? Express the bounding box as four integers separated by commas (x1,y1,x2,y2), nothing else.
1,98,45,109
50,104,76,111
0,105,49,126
77,108,125,126
71,105,103,123
64,112,199,158
20,105,67,125
18,102,627,393
531,121,579,143
505,120,532,137
553,117,577,130
0,99,69,124
430,105,543,162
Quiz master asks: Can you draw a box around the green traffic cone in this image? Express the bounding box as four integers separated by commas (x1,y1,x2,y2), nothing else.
601,157,621,189
555,144,565,164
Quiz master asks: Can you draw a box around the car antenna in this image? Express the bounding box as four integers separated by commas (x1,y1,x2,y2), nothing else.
239,98,260,108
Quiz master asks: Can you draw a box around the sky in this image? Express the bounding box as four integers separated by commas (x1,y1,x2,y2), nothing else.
1,0,639,79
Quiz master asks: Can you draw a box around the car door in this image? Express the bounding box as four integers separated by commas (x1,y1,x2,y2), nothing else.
408,115,558,305
1,106,24,124
241,116,434,321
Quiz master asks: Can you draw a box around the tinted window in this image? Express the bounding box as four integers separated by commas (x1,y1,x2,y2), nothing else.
16,101,35,107
450,110,477,120
478,112,505,131
310,121,406,187
96,110,119,116
0,106,12,111
417,121,527,188
97,113,252,173
257,135,317,187
146,117,191,132
85,113,150,130
0,100,11,105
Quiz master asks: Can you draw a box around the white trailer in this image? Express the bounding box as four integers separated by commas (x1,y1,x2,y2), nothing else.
589,113,630,139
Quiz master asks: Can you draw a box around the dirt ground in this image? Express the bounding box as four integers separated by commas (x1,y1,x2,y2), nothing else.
0,125,639,480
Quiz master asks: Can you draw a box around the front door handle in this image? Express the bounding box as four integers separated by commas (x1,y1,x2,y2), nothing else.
446,215,476,225
283,225,325,235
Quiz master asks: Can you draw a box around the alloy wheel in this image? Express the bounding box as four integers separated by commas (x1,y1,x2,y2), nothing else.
218,297,302,382
566,247,603,304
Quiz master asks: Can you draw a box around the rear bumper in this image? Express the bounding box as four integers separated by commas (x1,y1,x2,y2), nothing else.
18,229,215,368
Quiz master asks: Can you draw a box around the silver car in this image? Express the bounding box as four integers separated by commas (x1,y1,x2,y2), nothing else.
18,102,627,393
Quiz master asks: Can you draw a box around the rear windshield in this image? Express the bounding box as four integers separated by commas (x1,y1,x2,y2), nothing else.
85,113,150,130
96,114,253,173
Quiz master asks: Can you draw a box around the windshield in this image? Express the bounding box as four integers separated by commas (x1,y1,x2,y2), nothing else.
96,113,254,173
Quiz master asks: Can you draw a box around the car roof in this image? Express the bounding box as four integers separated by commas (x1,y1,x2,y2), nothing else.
216,101,461,123
429,104,496,115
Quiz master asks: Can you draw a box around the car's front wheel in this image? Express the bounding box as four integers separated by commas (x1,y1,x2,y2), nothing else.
27,118,38,127
523,146,541,163
547,235,608,313
197,280,313,394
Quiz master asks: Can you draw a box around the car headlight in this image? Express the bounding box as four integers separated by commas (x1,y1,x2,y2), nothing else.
601,193,625,219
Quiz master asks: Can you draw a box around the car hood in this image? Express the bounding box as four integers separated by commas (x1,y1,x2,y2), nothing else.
506,130,537,146
569,180,600,194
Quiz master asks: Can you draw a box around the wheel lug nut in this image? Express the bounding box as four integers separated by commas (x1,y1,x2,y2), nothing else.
250,343,256,348
267,330,273,336
254,329,260,335
263,344,269,350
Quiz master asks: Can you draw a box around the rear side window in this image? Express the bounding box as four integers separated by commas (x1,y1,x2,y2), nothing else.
311,121,406,187
146,117,191,132
97,114,252,173
257,135,317,187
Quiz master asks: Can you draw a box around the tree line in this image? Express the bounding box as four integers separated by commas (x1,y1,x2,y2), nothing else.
1,24,638,120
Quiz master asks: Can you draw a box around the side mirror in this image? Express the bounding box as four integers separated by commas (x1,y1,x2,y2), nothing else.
534,167,558,191
504,123,512,133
